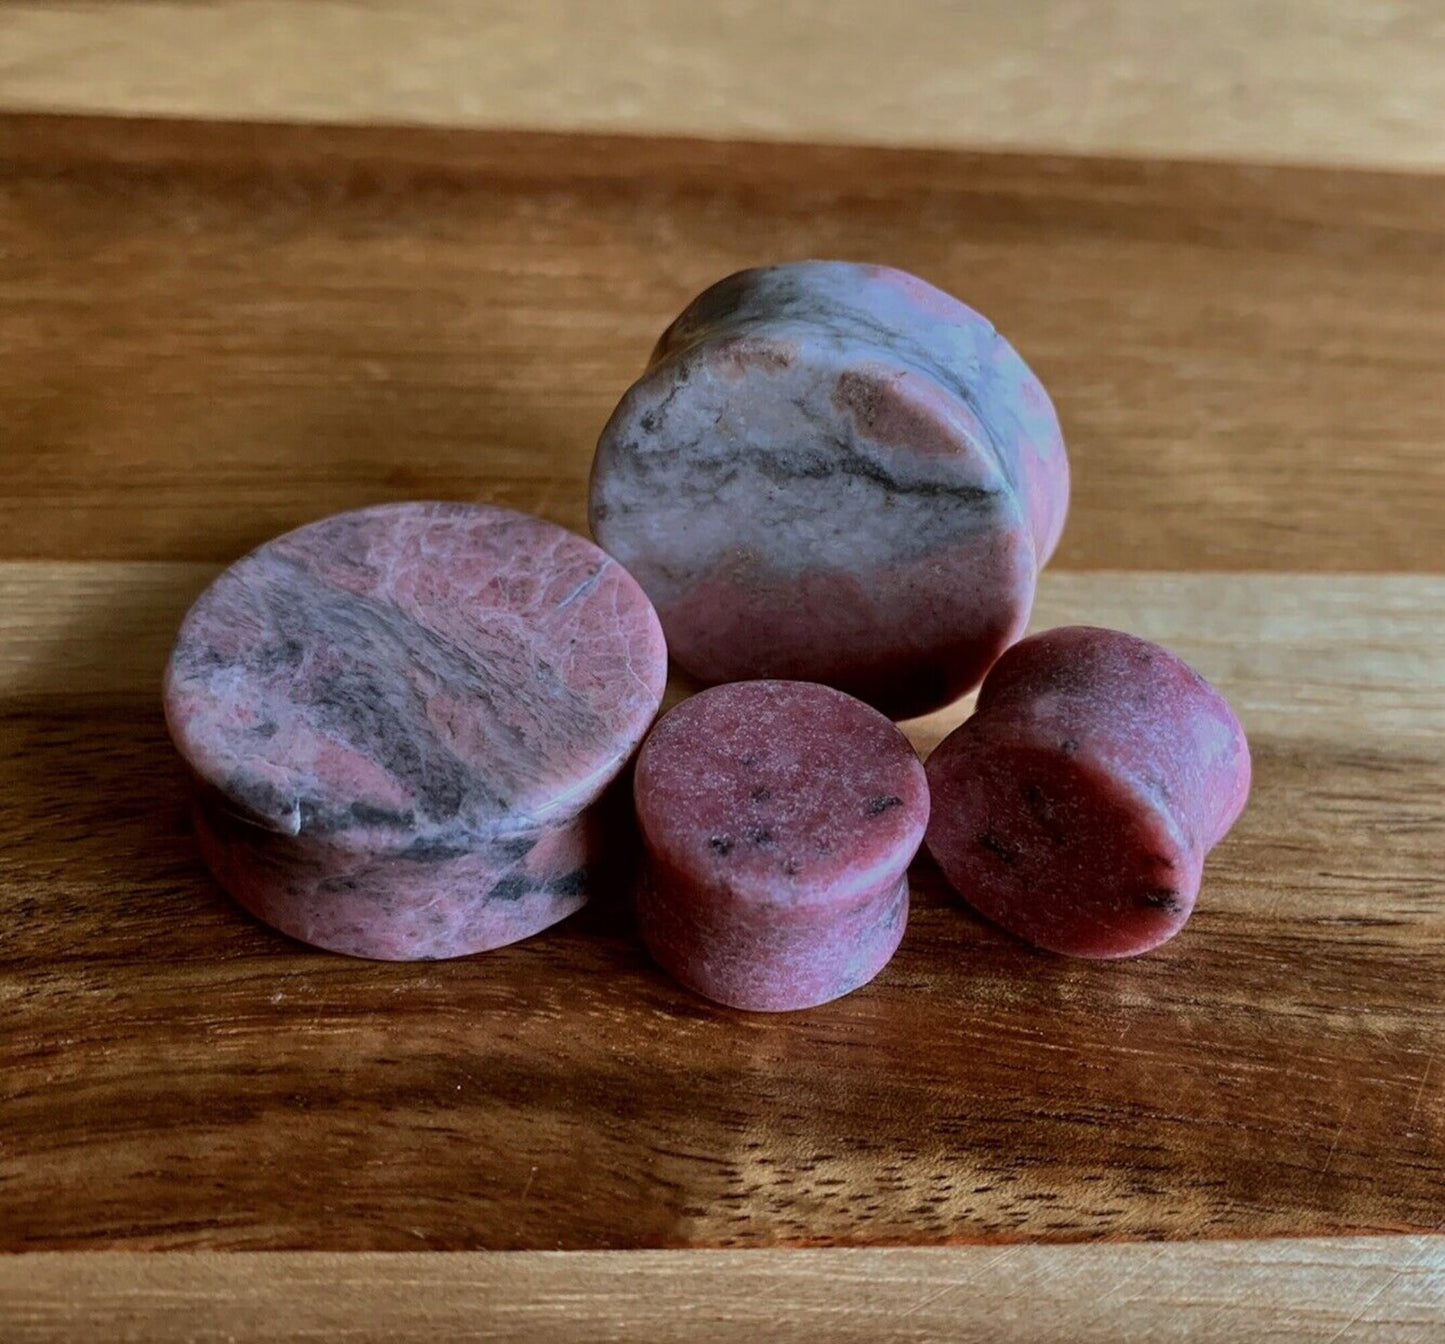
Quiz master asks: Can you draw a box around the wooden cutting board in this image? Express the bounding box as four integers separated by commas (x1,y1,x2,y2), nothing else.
0,113,1441,1255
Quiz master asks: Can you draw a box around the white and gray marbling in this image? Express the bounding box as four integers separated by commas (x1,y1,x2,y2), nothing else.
164,501,668,960
590,261,1069,719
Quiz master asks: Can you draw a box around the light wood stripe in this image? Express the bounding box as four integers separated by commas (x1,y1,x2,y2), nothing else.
2,1241,1442,1342
1,2,1444,170
4,564,1439,746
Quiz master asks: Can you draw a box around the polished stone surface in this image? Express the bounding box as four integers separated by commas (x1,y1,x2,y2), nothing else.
633,679,929,1010
925,626,1251,958
164,501,667,959
591,261,1069,718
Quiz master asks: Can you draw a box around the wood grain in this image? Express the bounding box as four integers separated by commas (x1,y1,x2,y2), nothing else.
2,3,1445,170
2,114,1443,572
6,564,1441,740
0,109,1442,1307
1,565,1440,1250
3,1241,1444,1342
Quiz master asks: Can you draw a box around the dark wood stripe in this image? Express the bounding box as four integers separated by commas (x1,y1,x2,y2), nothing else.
0,705,1440,1248
0,113,1440,569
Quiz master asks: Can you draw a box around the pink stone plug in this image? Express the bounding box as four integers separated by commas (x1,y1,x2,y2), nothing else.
590,261,1069,719
632,680,929,1010
164,501,667,960
924,627,1251,958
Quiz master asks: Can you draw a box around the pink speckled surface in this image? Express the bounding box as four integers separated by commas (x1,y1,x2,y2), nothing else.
590,261,1069,719
924,627,1251,959
164,501,667,960
633,680,929,1011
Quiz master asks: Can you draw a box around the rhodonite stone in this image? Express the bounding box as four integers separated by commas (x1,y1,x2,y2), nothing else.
590,260,1069,719
164,501,667,960
924,627,1251,958
632,680,929,1011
